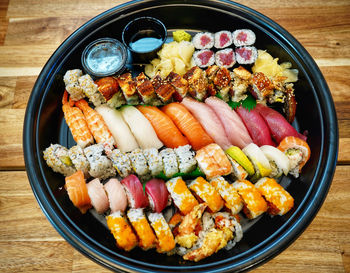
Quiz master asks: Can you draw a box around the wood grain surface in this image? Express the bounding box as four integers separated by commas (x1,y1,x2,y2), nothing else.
0,0,349,272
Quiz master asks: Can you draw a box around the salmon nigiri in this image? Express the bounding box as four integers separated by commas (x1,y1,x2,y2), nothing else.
161,102,214,151
65,170,92,214
137,105,189,148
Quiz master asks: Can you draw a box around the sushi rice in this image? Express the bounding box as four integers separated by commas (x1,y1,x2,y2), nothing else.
143,148,163,176
68,145,90,177
174,144,197,174
160,148,179,178
78,74,106,107
43,144,76,176
128,148,151,180
107,148,133,178
232,29,256,47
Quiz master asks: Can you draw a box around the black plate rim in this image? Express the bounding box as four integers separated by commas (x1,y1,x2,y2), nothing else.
23,0,339,272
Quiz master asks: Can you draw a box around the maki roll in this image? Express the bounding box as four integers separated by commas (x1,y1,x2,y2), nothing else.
127,208,157,250
107,148,133,178
255,177,294,216
210,176,243,215
86,178,109,214
106,211,138,251
235,46,258,65
68,145,90,177
166,72,189,101
147,212,176,253
214,30,233,49
166,177,199,215
65,170,91,214
160,148,179,178
95,77,126,109
116,73,139,105
143,148,163,176
215,48,236,68
260,145,291,178
63,69,83,86
174,144,197,174
192,32,215,49
128,148,150,180
121,174,149,208
152,74,176,104
63,69,85,101
188,177,224,213
232,29,256,47
193,50,215,68
104,178,128,213
227,156,248,180
145,178,170,213
43,144,76,176
78,74,106,107
134,72,160,105
84,143,116,180
232,179,268,219
278,136,311,178
225,146,255,176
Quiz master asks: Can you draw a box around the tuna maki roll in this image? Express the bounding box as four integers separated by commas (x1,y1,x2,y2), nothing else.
193,50,215,68
192,32,215,49
235,46,258,64
215,48,236,68
232,29,256,47
214,30,233,49
43,144,76,176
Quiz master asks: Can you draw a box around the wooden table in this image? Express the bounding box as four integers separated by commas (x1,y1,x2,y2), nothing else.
0,0,349,272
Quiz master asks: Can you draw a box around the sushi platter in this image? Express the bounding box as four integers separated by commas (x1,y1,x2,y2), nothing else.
23,0,338,272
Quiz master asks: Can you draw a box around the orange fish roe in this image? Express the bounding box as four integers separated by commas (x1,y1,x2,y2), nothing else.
255,177,294,216
168,212,183,229
65,170,92,214
106,211,138,251
166,177,199,215
210,176,243,215
148,212,175,253
232,180,268,219
127,209,156,250
189,177,224,213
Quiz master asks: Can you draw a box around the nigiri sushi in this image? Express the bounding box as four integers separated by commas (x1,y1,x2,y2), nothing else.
95,105,139,152
65,170,91,214
260,145,290,178
161,102,214,150
43,144,76,176
254,103,307,143
181,97,232,150
145,178,169,213
104,178,128,213
137,105,189,149
278,136,311,178
236,105,276,147
86,178,109,214
121,105,163,149
205,96,253,149
121,174,149,208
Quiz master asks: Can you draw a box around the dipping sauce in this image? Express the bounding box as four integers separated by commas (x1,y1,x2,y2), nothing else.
129,30,164,53
81,38,127,77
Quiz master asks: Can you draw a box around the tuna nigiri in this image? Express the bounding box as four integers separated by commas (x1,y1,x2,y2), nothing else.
236,106,275,146
86,178,109,214
255,103,307,143
181,97,232,150
145,179,169,213
121,174,149,208
205,96,253,148
161,102,214,150
104,178,128,213
65,170,91,214
121,105,163,149
95,105,139,152
137,105,189,148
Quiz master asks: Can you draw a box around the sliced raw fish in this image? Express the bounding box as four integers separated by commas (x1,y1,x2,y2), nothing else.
121,174,149,208
86,178,109,214
145,179,169,213
104,178,128,213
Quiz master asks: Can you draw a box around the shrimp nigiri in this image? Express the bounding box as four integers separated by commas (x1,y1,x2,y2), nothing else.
62,91,94,148
161,102,214,150
75,99,115,148
65,170,91,214
137,105,189,148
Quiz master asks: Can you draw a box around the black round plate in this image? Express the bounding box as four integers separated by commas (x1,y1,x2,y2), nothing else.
23,0,338,272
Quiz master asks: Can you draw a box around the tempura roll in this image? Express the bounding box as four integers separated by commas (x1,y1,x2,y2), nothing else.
106,211,138,251
255,177,294,216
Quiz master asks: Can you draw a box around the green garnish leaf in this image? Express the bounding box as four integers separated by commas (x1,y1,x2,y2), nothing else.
215,93,223,100
228,100,241,110
241,93,257,111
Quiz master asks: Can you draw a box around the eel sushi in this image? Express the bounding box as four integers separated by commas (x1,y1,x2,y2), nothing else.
134,72,160,105
104,178,128,213
159,148,179,178
137,105,189,149
95,76,126,109
192,32,215,49
121,105,163,149
235,46,258,65
215,48,236,68
255,177,294,216
205,96,253,149
106,211,138,251
86,178,109,214
68,145,90,177
193,49,215,68
182,97,232,150
260,145,290,178
143,148,163,176
145,178,169,213
232,29,256,47
236,105,276,147
232,179,268,219
166,177,199,215
127,208,157,250
65,170,91,214
95,105,139,152
214,30,233,49
147,212,176,253
116,73,139,105
165,72,189,101
152,74,176,104
183,66,209,101
188,177,224,213
121,174,149,208
162,102,214,150
278,136,311,178
210,176,243,215
43,144,76,176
